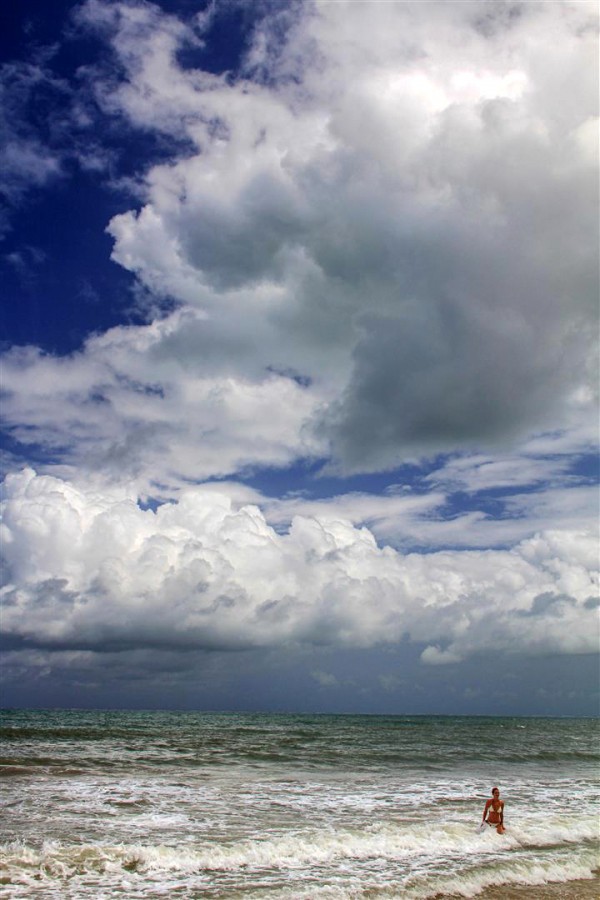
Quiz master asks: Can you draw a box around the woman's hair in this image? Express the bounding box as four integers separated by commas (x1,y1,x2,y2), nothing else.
492,787,499,794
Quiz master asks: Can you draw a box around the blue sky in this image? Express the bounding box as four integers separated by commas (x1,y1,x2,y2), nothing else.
1,0,598,714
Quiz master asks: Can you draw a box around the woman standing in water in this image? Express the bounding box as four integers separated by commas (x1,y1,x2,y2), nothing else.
482,787,505,833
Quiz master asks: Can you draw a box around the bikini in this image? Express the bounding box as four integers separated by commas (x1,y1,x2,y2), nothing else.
486,800,503,825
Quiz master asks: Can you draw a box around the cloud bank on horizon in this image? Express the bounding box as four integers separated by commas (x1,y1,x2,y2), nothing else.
1,0,598,706
2,467,598,664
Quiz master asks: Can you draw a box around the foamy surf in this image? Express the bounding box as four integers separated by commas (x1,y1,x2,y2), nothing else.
2,820,598,898
2,711,598,898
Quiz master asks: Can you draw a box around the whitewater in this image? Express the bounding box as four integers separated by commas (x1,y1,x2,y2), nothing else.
1,711,598,898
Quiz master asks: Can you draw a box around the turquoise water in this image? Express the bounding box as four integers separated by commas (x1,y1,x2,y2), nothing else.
1,711,598,898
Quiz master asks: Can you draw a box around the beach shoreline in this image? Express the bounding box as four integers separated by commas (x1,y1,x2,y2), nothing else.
467,872,600,900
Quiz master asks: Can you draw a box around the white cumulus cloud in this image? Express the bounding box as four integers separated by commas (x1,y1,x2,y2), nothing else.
1,1,598,697
0,308,322,491
2,0,597,485
1,470,597,664
82,0,598,472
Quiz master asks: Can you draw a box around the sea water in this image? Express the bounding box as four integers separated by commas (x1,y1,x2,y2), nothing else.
0,711,598,898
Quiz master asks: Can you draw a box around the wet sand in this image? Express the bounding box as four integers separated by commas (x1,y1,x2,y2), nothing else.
462,872,600,899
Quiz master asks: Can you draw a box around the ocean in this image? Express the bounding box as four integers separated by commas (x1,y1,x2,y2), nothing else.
0,710,598,899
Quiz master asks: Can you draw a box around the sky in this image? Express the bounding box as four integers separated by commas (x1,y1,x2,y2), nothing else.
0,0,598,715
